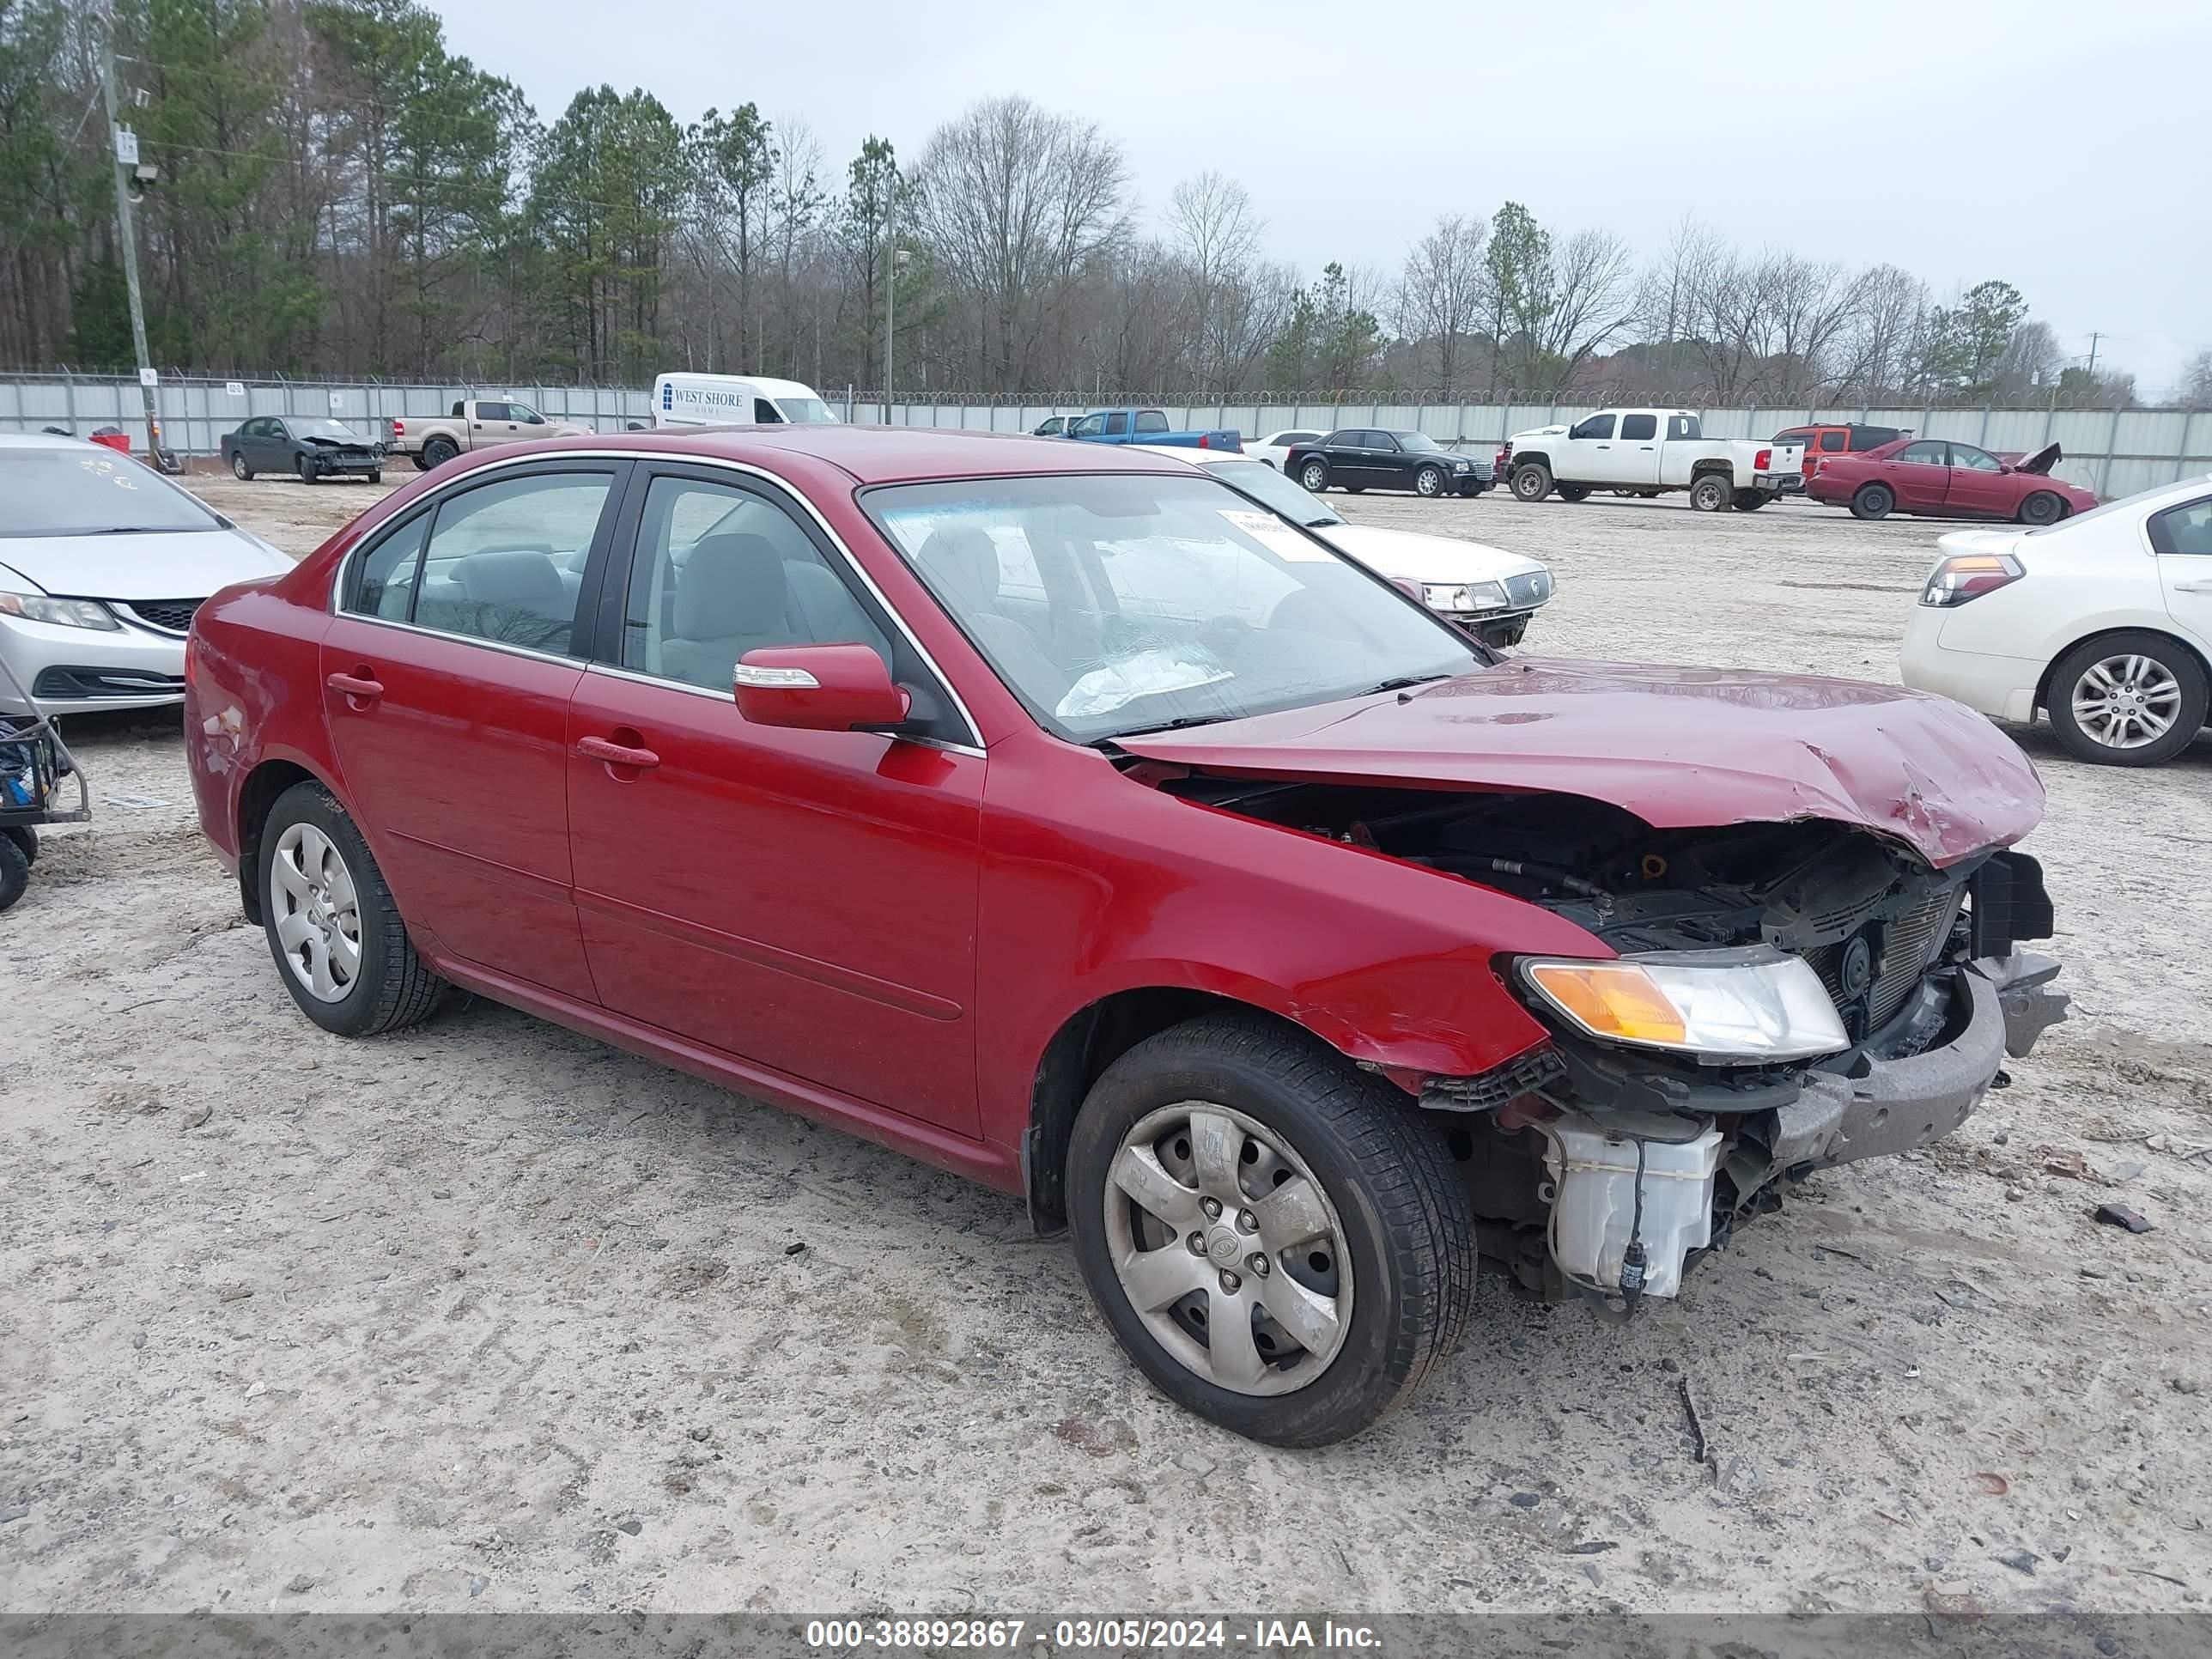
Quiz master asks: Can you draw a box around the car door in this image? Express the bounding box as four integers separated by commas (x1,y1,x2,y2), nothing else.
1559,412,1617,482
470,401,521,447
253,418,286,471
564,463,985,1134
1944,442,2014,518
320,459,628,1003
2152,491,2212,653
1613,413,1662,485
1362,430,1406,487
1886,439,1951,510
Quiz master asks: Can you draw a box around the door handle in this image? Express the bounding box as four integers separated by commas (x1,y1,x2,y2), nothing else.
576,734,660,770
325,670,384,703
2175,579,2212,593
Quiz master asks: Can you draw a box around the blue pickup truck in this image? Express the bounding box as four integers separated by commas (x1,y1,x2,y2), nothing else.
1058,408,1242,451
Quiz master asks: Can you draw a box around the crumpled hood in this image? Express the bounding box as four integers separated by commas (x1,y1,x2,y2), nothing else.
1119,656,2044,868
1315,522,1547,586
0,528,292,603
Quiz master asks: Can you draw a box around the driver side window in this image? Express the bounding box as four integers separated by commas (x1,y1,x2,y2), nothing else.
1951,444,2002,472
1570,414,1615,441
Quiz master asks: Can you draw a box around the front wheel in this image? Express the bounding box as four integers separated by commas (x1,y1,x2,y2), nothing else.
1066,1015,1475,1447
0,832,27,913
2018,490,2065,526
1510,462,1553,502
1688,473,1732,513
1299,460,1329,492
1413,465,1443,497
258,782,446,1036
1850,483,1894,520
367,469,382,485
295,454,318,485
2047,633,2208,767
230,453,252,481
1732,489,1771,511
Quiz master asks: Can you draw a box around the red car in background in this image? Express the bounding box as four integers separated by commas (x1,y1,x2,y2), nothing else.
1806,435,2096,526
1772,422,1907,484
181,426,2064,1444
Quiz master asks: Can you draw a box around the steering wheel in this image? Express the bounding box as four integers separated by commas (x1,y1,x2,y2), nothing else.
1196,614,1253,656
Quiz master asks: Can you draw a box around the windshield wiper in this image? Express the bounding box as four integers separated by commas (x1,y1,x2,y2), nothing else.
1100,713,1232,742
1363,673,1451,696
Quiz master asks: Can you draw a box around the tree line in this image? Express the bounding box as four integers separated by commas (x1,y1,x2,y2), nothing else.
3,0,2198,407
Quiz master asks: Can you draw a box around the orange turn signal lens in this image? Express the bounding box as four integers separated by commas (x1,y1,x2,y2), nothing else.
1523,962,1687,1047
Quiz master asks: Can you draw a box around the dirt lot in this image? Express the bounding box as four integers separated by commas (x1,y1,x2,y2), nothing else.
6,467,2209,1619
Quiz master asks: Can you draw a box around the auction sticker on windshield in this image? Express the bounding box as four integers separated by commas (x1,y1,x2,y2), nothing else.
1218,507,1331,561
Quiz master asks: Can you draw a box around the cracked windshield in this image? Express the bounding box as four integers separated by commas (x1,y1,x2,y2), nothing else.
867,472,1478,740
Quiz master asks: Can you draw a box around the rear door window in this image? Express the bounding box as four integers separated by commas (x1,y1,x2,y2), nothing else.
408,469,618,654
1134,410,1170,434
1820,431,1848,452
1619,414,1657,441
1896,441,1948,466
1850,426,1900,449
2149,496,2212,556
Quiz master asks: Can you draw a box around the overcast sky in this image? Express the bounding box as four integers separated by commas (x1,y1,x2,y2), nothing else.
429,0,2210,393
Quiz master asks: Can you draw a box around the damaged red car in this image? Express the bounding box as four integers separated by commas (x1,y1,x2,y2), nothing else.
1806,435,2098,526
184,429,2066,1445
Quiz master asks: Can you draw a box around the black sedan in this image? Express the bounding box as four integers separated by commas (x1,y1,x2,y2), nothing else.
221,416,386,484
1284,428,1492,498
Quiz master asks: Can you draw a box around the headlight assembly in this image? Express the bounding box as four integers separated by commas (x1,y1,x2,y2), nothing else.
1422,580,1510,612
1519,945,1849,1065
0,590,121,630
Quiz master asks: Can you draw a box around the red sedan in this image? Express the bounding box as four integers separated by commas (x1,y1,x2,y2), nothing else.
1805,436,2098,526
183,427,2065,1443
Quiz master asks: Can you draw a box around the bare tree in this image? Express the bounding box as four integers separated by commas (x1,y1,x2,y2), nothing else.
1829,264,1931,403
1167,170,1266,398
2179,347,2212,407
1395,212,1486,395
1534,228,1636,392
908,96,1130,392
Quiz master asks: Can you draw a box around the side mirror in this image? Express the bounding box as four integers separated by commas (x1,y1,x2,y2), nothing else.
734,643,911,732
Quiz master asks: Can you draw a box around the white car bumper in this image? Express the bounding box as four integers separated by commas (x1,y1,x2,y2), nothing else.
1,611,189,715
1899,605,2042,724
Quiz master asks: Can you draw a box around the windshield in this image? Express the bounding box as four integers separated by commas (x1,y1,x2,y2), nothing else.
865,472,1478,742
1394,431,1443,452
295,419,365,441
0,447,223,538
1199,459,1343,527
775,397,839,424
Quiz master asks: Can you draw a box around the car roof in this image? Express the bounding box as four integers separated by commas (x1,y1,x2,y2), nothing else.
0,432,94,452
524,424,1206,485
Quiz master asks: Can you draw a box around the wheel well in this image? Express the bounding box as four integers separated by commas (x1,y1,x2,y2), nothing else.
1023,988,1316,1235
1511,450,1551,471
2034,626,2212,714
234,760,319,922
1690,460,1734,480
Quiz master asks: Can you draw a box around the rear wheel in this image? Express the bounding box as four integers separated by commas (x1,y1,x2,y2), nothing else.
1688,473,1732,513
2018,490,2064,526
422,435,459,469
1299,459,1329,492
1413,465,1443,498
1850,483,1894,520
1510,462,1553,502
2047,633,2208,767
1554,483,1590,502
1066,1015,1475,1447
258,781,445,1036
230,452,252,481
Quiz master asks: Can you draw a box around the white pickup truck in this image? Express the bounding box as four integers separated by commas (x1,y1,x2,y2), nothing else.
1501,408,1804,512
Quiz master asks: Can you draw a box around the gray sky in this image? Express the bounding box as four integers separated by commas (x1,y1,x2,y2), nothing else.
430,0,2210,393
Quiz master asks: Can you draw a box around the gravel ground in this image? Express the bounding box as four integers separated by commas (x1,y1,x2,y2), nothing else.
5,468,2209,1619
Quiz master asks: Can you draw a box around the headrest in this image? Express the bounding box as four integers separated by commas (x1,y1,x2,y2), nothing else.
917,525,1002,610
455,550,568,617
675,532,787,639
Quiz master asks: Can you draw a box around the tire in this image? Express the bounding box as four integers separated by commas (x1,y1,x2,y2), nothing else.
2018,490,2064,527
1510,461,1553,502
3,823,34,865
258,781,445,1036
1850,483,1893,520
1688,473,1732,513
295,454,318,485
1413,465,1443,498
422,436,459,469
0,831,27,914
2045,632,2209,768
367,469,382,485
1732,489,1771,511
1345,485,1365,494
410,453,435,472
230,452,252,481
1554,483,1590,502
1637,489,1662,499
1066,1014,1476,1447
1299,459,1329,492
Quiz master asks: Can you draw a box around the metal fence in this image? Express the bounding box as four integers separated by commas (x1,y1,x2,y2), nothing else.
6,371,2206,500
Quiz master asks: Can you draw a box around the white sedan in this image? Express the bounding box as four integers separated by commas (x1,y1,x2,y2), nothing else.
1242,428,1326,471
0,434,293,714
1899,474,2212,765
1145,449,1554,647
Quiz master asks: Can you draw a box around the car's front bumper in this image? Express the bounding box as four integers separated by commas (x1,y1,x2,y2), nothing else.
1453,606,1541,647
2,613,189,714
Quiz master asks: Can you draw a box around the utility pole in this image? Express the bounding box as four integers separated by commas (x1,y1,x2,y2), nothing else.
100,40,161,465
2084,331,2103,379
882,182,896,427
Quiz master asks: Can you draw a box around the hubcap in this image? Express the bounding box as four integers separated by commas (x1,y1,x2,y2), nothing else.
1103,1102,1352,1396
1419,471,1438,495
270,822,362,1002
1303,466,1325,489
2072,653,2181,750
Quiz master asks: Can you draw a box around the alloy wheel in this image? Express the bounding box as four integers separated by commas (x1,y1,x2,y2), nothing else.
269,821,362,1002
1301,464,1327,491
1416,468,1440,496
2070,653,2183,750
1102,1101,1352,1396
